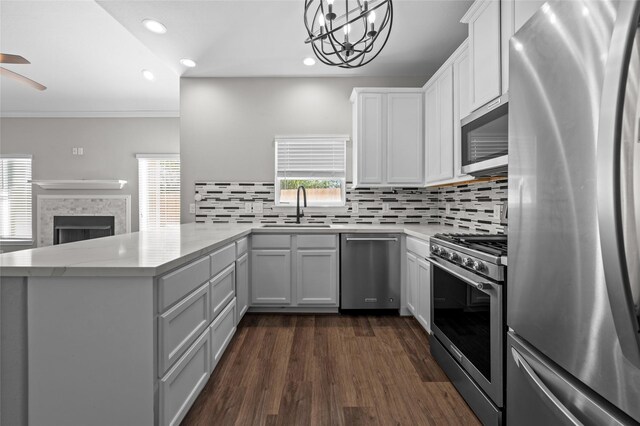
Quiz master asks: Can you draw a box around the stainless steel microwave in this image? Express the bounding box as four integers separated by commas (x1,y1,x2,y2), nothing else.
461,93,509,176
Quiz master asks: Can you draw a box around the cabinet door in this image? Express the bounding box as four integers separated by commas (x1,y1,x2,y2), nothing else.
159,329,210,426
424,82,440,184
357,93,384,184
416,258,432,333
296,249,338,305
406,251,418,315
453,43,474,179
386,93,424,184
236,253,249,322
469,0,501,110
251,250,291,304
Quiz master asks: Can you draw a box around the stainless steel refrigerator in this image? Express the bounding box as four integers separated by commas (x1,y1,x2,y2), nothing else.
508,0,640,424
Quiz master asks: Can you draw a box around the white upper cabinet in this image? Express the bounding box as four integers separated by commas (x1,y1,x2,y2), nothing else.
453,41,473,180
423,41,473,186
351,88,423,187
462,0,502,111
424,69,454,183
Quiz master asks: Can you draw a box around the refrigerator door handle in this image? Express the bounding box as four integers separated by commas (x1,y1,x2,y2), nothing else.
596,1,640,369
511,347,583,426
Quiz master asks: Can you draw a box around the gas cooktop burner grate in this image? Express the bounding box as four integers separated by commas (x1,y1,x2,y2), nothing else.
435,233,508,257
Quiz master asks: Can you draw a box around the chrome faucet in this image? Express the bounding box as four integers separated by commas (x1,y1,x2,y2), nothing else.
296,186,307,224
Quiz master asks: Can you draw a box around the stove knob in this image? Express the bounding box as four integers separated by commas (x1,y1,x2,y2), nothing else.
430,244,439,254
472,260,486,272
462,257,473,267
438,247,449,257
448,252,460,262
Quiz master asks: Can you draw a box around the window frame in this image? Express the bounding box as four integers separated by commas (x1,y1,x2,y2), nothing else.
0,154,33,244
136,153,181,231
274,135,348,208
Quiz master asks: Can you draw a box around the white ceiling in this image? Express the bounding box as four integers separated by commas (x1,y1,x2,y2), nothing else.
0,0,472,116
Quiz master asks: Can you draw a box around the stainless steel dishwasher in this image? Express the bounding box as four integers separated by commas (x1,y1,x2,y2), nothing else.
340,234,401,310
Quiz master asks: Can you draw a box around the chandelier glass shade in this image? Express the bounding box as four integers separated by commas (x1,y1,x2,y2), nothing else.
304,0,393,68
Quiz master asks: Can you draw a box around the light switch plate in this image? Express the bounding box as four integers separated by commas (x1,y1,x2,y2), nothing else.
494,205,501,219
383,202,390,212
244,203,252,213
445,203,451,214
78,147,84,155
72,147,78,155
189,203,196,214
352,202,359,214
253,202,264,213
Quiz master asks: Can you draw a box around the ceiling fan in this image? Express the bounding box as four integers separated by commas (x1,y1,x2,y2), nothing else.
0,53,46,91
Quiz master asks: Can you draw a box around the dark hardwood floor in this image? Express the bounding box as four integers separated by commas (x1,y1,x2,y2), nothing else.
182,314,480,426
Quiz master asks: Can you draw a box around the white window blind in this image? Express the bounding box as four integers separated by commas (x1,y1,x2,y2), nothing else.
274,136,348,207
137,154,180,231
0,156,33,242
276,137,347,179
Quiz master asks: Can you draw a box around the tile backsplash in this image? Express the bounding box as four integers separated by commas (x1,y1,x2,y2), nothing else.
194,178,507,233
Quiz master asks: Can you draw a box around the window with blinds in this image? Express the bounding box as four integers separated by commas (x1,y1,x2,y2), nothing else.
0,156,33,242
137,154,180,231
275,136,347,206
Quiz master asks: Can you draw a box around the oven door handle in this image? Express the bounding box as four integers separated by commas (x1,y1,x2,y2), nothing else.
424,257,492,291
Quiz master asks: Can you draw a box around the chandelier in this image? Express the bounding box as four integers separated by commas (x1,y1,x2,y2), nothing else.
304,0,393,68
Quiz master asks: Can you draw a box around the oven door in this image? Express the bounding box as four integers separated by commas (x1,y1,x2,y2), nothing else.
427,256,504,407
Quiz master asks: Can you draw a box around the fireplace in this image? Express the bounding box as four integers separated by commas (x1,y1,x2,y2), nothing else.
53,216,115,245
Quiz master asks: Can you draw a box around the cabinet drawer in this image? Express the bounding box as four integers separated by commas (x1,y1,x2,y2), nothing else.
252,234,291,249
159,283,210,375
210,298,237,372
297,234,337,249
210,243,235,278
159,256,210,311
159,329,210,426
210,264,235,321
407,236,430,259
236,237,248,257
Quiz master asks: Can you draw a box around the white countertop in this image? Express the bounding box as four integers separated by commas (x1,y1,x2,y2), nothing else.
0,223,455,277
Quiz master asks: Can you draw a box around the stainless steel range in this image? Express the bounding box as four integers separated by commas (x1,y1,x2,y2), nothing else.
426,233,506,426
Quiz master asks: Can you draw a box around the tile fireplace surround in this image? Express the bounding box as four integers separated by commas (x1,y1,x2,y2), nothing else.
37,195,131,247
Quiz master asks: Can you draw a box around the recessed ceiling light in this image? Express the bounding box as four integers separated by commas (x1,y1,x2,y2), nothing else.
180,59,197,68
142,19,167,34
303,57,316,66
142,69,155,81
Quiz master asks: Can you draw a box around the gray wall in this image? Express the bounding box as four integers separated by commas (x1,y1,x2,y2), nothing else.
180,76,425,223
0,117,179,251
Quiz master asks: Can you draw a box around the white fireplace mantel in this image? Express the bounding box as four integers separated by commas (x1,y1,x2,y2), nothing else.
30,180,127,190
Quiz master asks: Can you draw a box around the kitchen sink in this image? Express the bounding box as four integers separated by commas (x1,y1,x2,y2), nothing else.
261,224,331,228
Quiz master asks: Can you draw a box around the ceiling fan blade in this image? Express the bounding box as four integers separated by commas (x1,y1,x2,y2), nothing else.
0,67,46,91
0,53,30,64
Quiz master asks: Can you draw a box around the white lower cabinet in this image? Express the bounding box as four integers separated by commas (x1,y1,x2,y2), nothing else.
159,328,211,426
210,298,237,372
158,283,210,375
406,251,418,315
236,252,249,322
416,257,432,332
296,249,338,305
210,263,235,320
251,249,292,304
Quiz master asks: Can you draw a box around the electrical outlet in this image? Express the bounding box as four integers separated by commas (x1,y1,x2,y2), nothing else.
494,204,501,219
445,203,451,214
253,202,264,214
78,147,84,155
72,147,78,155
352,202,359,214
189,203,196,214
383,202,390,212
244,203,252,213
